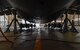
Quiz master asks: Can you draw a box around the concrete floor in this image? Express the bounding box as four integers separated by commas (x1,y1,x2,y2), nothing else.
0,26,80,50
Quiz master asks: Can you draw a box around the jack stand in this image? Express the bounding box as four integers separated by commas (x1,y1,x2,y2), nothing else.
61,12,78,33
62,12,68,32
70,20,78,33
5,17,20,33
5,10,20,34
13,10,18,34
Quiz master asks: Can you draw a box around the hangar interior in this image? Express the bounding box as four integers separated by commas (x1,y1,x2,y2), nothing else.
0,0,80,50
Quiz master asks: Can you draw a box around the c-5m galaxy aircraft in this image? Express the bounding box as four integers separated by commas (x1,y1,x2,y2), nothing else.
0,0,80,23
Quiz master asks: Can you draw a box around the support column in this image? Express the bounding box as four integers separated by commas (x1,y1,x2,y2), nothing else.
4,14,6,26
78,14,79,25
73,12,76,25
61,16,63,24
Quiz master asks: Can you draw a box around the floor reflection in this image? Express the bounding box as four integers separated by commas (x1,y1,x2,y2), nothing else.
13,27,80,50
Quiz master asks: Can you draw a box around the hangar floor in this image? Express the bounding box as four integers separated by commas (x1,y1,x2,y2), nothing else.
0,26,80,50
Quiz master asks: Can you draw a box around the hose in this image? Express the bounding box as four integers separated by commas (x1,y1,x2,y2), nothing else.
0,28,13,44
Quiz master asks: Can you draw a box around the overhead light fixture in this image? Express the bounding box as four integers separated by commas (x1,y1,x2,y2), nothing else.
3,9,8,11
11,8,14,10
